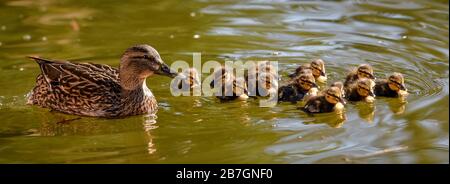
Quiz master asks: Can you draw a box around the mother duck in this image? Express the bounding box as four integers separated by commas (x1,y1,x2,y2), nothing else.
26,44,178,118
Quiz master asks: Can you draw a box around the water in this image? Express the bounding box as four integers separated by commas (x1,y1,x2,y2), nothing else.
0,0,448,163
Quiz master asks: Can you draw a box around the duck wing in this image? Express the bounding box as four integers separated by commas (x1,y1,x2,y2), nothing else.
28,56,122,114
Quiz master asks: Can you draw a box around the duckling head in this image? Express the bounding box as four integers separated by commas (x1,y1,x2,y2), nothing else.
356,64,375,80
296,73,318,91
388,72,407,92
310,59,326,81
331,81,345,98
119,44,178,90
325,86,346,105
356,78,375,98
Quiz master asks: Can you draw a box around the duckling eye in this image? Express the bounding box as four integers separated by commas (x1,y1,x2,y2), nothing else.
143,55,149,59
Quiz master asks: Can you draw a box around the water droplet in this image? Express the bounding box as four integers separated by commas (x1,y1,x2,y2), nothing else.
19,68,24,71
193,34,200,39
23,34,31,41
1,26,6,31
402,35,407,39
190,12,196,17
41,36,47,41
169,34,175,39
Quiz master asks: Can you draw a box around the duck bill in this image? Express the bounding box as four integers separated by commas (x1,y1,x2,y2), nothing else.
155,63,178,78
369,74,376,80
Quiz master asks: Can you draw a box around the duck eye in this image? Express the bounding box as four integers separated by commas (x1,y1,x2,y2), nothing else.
143,55,150,59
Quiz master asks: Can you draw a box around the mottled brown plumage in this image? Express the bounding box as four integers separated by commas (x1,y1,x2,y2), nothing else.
27,44,177,118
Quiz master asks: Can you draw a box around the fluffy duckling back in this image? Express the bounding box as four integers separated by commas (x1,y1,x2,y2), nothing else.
301,86,346,113
374,72,408,97
345,78,375,103
278,73,318,103
289,59,327,83
344,64,375,88
210,67,248,101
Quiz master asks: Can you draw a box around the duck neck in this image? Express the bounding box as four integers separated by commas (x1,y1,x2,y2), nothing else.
121,79,153,101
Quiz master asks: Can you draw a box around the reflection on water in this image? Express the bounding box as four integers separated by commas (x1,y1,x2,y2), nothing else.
0,0,448,163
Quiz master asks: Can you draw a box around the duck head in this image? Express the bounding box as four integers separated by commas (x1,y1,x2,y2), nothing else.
388,72,406,92
310,59,326,80
119,44,177,90
356,64,375,80
325,86,346,105
356,78,375,98
297,73,318,91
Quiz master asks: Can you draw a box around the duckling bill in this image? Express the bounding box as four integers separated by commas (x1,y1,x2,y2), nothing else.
374,72,408,97
289,59,327,83
26,44,178,118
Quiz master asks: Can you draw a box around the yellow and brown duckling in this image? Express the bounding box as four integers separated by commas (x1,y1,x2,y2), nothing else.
176,67,201,90
330,81,346,98
345,78,376,103
300,86,346,113
374,72,408,97
278,73,318,103
344,64,376,88
289,59,327,83
210,67,249,101
26,44,178,118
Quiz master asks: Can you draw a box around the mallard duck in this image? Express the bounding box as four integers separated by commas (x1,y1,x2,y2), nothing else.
289,59,327,83
210,67,248,101
26,44,178,118
245,61,278,97
300,86,346,113
345,78,375,103
278,73,318,103
344,64,375,88
176,67,201,90
374,72,408,97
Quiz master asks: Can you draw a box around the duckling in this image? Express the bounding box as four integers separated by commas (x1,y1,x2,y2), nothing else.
344,64,375,88
374,72,408,97
176,67,201,90
245,61,278,97
289,59,327,83
345,78,375,103
300,86,346,113
26,44,178,118
210,67,248,101
278,73,318,103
